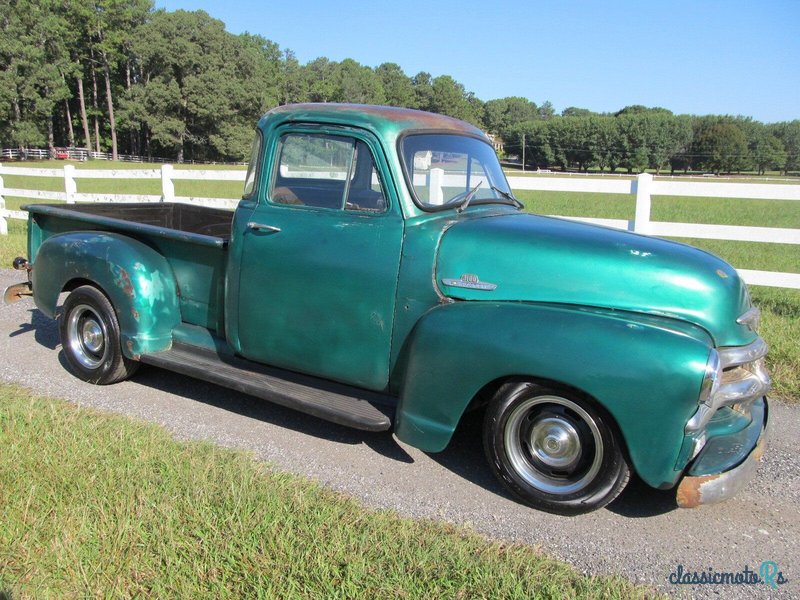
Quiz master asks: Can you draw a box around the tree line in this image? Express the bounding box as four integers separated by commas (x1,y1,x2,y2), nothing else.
2,0,798,174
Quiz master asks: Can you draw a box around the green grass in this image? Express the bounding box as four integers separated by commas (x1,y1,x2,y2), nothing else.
0,219,27,265
517,190,634,220
749,288,800,401
0,383,655,599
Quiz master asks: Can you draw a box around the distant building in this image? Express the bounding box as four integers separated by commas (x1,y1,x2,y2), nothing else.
487,133,504,154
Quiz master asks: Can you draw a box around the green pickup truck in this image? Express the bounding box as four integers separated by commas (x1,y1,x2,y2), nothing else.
6,104,770,515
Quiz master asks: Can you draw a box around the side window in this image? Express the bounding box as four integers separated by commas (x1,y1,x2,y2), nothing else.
270,132,387,212
346,140,387,212
242,131,262,197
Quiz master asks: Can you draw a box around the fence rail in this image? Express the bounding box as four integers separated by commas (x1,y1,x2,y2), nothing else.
0,147,246,164
0,165,798,289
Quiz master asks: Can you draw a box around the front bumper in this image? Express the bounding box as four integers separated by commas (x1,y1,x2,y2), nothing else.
676,397,768,508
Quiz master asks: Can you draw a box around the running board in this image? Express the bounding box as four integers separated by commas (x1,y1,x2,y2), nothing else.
140,343,393,431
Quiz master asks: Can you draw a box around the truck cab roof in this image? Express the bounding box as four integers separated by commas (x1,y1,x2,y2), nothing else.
260,103,487,142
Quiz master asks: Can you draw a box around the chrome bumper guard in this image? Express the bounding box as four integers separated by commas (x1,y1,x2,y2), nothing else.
677,397,768,508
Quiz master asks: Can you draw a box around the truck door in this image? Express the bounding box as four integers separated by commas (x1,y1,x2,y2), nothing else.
235,128,404,391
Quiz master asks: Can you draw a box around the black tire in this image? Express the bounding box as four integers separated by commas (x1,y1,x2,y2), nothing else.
483,380,630,515
59,285,139,385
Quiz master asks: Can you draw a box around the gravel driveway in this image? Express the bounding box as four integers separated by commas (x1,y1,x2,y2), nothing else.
1,268,797,598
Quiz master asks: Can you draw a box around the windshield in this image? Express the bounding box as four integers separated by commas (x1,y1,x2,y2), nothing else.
400,134,515,211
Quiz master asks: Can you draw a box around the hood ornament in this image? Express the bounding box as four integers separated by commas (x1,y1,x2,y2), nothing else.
442,273,497,291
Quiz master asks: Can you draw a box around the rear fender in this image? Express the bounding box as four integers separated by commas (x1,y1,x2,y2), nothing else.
31,231,181,358
394,302,713,489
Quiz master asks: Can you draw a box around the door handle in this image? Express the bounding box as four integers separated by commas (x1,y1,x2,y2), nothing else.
247,222,281,234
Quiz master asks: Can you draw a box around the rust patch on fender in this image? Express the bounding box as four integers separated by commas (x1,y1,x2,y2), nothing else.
131,308,140,321
111,265,135,299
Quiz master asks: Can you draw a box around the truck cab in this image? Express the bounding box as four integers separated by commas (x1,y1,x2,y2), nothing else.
7,104,770,514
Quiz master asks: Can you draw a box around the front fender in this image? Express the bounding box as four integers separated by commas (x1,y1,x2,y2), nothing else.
31,231,181,358
394,302,713,489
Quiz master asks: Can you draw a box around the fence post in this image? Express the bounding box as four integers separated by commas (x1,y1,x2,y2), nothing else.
64,164,77,204
427,167,444,205
161,164,175,202
0,166,6,235
633,173,653,234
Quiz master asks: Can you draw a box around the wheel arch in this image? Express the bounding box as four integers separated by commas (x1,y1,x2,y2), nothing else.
31,231,181,358
393,301,713,489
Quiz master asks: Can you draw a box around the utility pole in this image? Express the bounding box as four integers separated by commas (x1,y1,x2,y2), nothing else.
522,133,526,172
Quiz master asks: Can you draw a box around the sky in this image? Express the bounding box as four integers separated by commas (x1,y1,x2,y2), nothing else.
155,0,799,123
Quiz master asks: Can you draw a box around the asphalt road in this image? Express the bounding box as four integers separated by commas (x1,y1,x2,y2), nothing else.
1,268,798,599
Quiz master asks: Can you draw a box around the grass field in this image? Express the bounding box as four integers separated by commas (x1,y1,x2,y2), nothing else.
1,168,798,401
0,383,656,599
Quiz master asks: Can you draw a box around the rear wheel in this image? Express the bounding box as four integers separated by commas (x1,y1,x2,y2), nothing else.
483,380,629,515
59,285,139,384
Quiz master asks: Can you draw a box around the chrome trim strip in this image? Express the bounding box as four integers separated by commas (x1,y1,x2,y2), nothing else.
736,307,761,332
719,337,768,369
715,371,772,407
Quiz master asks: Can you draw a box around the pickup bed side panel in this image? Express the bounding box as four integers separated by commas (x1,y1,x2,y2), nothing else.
31,231,181,357
394,302,712,489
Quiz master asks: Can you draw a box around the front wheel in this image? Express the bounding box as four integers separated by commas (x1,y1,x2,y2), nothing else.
483,381,629,515
59,285,139,385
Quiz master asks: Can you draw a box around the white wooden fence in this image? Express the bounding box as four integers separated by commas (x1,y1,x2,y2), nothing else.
0,165,798,289
504,173,800,289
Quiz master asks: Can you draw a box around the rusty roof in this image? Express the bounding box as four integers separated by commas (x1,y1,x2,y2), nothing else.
261,103,486,140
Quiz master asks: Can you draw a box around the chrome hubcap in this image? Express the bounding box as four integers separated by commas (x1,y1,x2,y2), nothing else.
81,320,104,354
67,304,108,370
530,417,581,469
504,395,603,495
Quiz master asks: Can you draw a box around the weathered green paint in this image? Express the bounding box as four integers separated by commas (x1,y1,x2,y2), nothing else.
393,301,713,488
228,124,404,390
27,206,228,334
436,213,755,347
30,231,180,357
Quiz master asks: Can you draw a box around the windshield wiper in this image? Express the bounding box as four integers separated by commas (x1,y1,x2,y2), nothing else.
455,180,483,213
491,185,524,209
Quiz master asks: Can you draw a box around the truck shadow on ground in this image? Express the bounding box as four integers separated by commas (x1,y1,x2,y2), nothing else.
9,308,59,350
16,306,676,519
101,360,418,465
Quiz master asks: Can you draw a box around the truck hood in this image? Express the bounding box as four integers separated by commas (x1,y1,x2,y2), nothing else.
436,213,754,346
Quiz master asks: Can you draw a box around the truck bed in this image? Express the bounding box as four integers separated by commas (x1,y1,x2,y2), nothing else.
25,202,232,333
26,202,234,242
